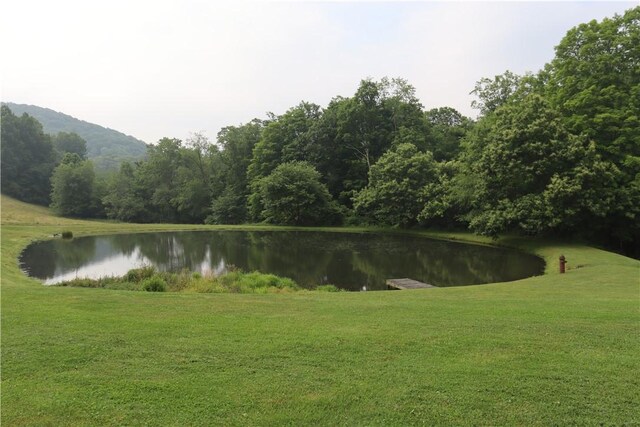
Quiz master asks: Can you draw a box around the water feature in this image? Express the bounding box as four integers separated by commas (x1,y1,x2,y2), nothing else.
19,230,544,291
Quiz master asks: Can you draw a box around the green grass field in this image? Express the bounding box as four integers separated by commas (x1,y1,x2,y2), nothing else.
2,195,638,425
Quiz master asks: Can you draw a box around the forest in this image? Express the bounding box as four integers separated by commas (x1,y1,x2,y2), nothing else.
1,7,638,256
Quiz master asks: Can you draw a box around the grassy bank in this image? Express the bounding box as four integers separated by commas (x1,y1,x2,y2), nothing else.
2,195,638,425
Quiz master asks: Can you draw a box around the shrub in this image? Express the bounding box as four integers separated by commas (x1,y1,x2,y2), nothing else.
183,275,222,293
166,269,193,292
236,272,299,292
141,275,167,292
125,266,156,282
61,230,73,239
57,277,100,288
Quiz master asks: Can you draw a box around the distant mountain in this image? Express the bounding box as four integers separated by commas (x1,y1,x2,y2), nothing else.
2,102,148,172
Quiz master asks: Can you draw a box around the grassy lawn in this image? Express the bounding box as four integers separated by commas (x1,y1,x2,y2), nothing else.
1,195,638,425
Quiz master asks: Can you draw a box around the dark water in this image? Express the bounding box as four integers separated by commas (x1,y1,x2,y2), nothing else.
19,231,544,291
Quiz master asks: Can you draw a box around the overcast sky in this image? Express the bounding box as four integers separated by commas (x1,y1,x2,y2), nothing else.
1,1,636,143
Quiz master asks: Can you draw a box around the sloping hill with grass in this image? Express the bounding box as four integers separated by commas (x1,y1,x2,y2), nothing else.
2,102,148,172
1,195,638,425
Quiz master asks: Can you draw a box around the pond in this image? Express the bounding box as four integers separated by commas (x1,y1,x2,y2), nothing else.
19,230,544,291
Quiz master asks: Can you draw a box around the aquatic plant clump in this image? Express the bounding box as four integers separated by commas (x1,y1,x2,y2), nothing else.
54,266,302,294
141,275,167,292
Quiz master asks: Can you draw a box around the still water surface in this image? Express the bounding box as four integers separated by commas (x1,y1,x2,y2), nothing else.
20,231,544,291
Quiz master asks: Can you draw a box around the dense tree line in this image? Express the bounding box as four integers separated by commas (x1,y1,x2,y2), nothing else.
459,7,639,253
1,8,637,256
1,106,87,205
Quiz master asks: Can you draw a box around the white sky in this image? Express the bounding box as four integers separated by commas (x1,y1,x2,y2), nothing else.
1,1,636,143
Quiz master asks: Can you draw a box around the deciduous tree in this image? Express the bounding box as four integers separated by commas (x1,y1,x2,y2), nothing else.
1,106,56,205
53,132,87,159
252,162,341,226
462,94,616,237
353,143,440,227
50,153,99,217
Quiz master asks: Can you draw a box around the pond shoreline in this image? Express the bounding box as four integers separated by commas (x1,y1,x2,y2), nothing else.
19,228,545,291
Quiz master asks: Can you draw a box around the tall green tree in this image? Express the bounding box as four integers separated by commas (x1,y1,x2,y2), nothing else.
379,77,428,139
136,138,184,222
546,7,639,167
461,94,616,237
544,6,640,248
102,162,150,222
335,79,393,174
50,153,100,217
252,162,341,226
327,78,428,204
1,106,56,205
245,104,323,221
124,135,221,223
212,120,264,224
303,97,356,204
353,143,440,227
424,107,473,161
53,132,87,159
248,102,321,182
470,70,522,116
218,120,264,192
172,133,220,223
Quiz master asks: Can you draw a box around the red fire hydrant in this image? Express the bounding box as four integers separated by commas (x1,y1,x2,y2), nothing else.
559,255,567,274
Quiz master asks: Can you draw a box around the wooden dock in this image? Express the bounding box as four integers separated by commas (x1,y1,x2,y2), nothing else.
386,278,436,290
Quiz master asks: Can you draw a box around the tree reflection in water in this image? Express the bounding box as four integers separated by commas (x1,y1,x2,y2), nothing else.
20,231,544,290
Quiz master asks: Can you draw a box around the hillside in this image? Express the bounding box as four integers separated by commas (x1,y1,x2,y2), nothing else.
3,102,148,172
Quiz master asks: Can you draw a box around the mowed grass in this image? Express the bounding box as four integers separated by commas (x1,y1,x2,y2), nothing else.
1,196,638,426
